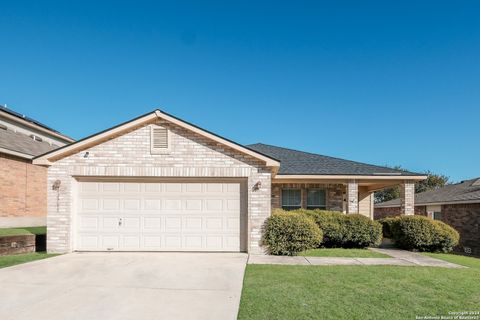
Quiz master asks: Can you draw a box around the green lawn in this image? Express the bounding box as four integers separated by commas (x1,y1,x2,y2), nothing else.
302,248,389,258
0,252,58,269
0,226,46,237
238,254,480,320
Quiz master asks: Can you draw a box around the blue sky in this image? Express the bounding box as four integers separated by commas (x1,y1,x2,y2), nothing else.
1,1,479,182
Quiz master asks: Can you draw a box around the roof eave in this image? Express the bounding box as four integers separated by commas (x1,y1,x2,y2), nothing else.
274,174,428,181
0,109,75,143
0,147,34,159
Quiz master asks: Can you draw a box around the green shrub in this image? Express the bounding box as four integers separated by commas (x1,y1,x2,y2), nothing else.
303,210,346,247
390,215,460,252
431,220,460,253
262,211,323,256
378,217,399,238
269,209,382,249
342,214,383,248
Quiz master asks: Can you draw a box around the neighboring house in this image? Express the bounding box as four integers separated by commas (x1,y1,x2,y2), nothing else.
375,178,480,257
0,106,74,227
33,110,426,254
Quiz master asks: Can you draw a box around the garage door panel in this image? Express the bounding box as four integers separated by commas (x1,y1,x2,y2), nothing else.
79,216,99,230
123,183,141,192
164,199,182,210
79,235,99,249
184,217,202,231
102,216,121,229
102,235,120,248
102,199,120,210
123,236,141,249
164,235,182,249
143,236,162,248
144,217,162,229
165,217,182,231
144,199,161,210
123,217,141,230
76,181,243,251
124,199,141,210
81,199,99,211
205,217,222,230
102,183,120,192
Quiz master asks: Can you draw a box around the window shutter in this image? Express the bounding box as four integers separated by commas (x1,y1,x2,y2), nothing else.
151,125,169,153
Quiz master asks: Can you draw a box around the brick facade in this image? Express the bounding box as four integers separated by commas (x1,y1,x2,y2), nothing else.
441,203,480,257
374,205,427,220
46,118,273,254
0,153,47,227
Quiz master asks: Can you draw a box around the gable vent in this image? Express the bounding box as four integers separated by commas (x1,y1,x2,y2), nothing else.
151,125,169,153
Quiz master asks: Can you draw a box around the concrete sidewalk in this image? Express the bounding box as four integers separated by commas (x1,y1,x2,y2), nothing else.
248,249,465,268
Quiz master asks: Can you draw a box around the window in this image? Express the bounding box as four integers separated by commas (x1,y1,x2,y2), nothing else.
307,189,326,210
150,125,170,154
282,189,301,210
433,212,442,221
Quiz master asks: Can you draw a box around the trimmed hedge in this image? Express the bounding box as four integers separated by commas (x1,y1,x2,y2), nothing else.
262,211,323,256
343,214,383,248
263,209,382,254
303,210,346,247
389,215,459,253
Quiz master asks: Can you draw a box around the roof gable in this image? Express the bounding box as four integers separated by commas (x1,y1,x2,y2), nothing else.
33,110,280,167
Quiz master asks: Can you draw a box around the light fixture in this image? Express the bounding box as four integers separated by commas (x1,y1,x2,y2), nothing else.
253,181,262,191
84,151,89,158
52,180,61,191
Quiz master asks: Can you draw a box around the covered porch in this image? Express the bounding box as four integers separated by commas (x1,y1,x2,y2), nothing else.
271,175,426,219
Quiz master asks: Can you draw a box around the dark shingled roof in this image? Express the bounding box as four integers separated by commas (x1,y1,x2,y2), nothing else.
376,178,480,207
246,143,420,176
0,128,59,157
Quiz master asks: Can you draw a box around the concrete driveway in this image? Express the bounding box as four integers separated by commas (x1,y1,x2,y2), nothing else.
0,252,247,320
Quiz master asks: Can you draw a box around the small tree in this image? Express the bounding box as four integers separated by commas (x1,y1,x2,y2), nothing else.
415,170,450,193
374,168,451,204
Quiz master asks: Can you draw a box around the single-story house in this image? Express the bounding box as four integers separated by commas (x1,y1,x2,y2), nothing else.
375,178,480,257
33,110,426,254
0,106,74,227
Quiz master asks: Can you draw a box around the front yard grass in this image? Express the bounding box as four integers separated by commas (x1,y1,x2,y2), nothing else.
238,254,480,320
0,252,58,269
302,248,389,258
0,226,46,237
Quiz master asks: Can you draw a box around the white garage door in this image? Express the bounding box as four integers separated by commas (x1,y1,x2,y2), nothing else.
75,181,244,252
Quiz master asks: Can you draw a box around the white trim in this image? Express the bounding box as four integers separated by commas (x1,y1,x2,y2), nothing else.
0,147,34,159
274,174,427,181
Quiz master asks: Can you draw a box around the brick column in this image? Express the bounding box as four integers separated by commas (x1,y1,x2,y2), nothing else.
400,181,415,215
347,180,358,214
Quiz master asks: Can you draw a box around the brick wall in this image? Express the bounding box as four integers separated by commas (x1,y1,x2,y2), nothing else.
46,118,273,254
271,183,344,212
374,205,427,220
0,153,47,226
441,203,480,257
